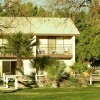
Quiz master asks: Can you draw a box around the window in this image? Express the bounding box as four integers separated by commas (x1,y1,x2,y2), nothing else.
48,36,64,54
2,61,16,75
48,37,56,54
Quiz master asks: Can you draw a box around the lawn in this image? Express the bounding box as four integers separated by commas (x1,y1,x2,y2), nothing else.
0,87,100,100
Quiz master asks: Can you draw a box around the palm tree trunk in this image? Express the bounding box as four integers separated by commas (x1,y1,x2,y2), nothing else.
16,56,25,88
16,56,23,75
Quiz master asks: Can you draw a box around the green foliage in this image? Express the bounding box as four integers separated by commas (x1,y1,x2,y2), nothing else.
25,2,38,16
45,58,65,81
5,32,34,57
54,8,70,17
36,7,46,17
0,1,52,17
32,56,50,71
0,3,2,12
68,76,77,83
32,57,66,81
71,62,88,74
75,9,100,62
3,32,35,74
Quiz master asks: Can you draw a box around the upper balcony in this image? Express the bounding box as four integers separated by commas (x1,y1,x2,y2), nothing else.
36,44,73,59
0,44,73,59
0,46,34,59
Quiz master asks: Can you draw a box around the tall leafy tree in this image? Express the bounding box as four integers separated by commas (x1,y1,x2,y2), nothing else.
54,8,70,17
75,6,100,62
0,0,52,17
47,0,92,12
21,2,38,17
36,7,48,17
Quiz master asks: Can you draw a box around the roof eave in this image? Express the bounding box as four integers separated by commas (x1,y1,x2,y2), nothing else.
34,33,80,36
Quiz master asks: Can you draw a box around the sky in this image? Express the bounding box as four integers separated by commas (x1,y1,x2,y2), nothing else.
0,0,46,7
0,0,89,12
26,0,46,6
21,0,46,7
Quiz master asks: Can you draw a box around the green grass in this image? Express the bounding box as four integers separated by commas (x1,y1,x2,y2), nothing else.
0,87,100,100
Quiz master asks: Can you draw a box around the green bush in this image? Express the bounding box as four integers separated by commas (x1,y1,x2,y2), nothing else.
71,62,89,74
60,80,81,87
45,58,65,81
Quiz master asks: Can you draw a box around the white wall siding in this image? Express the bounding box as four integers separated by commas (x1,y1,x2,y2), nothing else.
71,36,75,64
23,60,35,75
39,38,48,55
33,36,36,57
0,60,2,76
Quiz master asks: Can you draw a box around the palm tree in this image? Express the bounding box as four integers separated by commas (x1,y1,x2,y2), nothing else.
4,32,36,75
32,56,50,74
32,56,66,87
45,58,65,87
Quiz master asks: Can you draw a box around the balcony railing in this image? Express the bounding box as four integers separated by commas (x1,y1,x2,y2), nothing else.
37,44,72,58
0,44,73,59
0,46,34,59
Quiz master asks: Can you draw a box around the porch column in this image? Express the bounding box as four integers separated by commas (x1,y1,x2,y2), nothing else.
15,77,18,89
5,76,8,88
33,35,36,57
89,74,92,85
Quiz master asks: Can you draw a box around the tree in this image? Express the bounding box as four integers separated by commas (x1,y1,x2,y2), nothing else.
45,57,65,87
32,56,66,87
0,0,36,17
4,32,36,75
54,8,70,17
36,7,52,17
21,2,38,17
0,0,22,16
0,3,2,12
32,56,52,73
0,0,52,17
75,6,100,63
47,0,92,12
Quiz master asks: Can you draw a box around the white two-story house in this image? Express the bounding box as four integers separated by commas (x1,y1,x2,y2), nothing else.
0,17,80,76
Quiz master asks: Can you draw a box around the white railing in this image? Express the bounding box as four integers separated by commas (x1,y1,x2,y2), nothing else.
37,44,72,55
3,73,20,89
3,73,45,89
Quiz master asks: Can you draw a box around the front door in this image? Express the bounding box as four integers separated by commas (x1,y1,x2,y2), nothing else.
11,61,16,75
